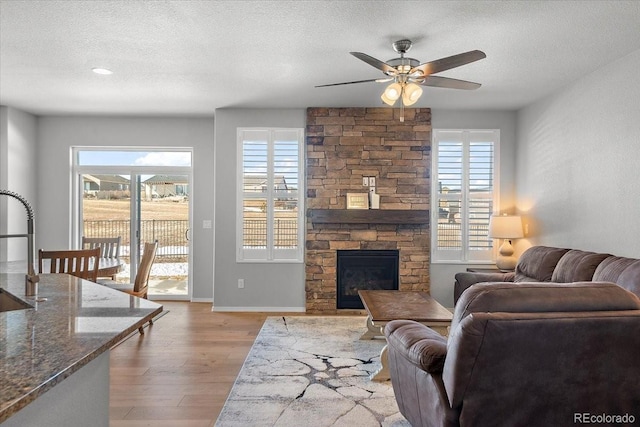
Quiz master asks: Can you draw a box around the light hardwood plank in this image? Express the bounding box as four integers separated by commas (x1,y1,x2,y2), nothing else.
109,302,276,426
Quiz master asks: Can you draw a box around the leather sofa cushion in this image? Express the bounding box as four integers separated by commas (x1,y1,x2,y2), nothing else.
450,281,640,334
617,260,640,298
514,246,569,282
593,256,638,282
453,271,515,304
550,249,610,282
594,256,640,298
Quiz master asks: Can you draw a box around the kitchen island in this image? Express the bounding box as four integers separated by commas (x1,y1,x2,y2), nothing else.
0,272,162,426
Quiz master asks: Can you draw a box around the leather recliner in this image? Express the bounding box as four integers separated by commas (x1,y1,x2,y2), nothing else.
384,282,640,427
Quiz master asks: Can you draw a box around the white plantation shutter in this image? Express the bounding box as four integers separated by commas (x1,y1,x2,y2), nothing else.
468,136,494,253
432,130,499,262
237,128,304,262
273,132,300,252
435,139,463,253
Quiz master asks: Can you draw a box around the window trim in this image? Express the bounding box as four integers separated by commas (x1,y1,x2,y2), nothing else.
431,129,500,264
236,128,305,263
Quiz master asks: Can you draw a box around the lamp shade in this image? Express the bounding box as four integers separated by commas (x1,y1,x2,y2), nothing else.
381,82,402,106
488,215,524,239
402,83,423,106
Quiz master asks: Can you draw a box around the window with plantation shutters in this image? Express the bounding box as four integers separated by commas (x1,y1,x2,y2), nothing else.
432,130,499,262
237,128,304,262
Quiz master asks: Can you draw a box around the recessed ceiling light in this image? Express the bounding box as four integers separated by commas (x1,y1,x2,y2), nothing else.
92,67,113,75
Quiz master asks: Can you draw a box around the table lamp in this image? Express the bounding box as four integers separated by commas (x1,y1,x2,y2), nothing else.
488,214,524,270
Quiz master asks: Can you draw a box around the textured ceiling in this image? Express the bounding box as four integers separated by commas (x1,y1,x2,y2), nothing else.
1,0,640,116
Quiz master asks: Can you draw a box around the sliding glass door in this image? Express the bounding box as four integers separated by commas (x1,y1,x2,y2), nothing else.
72,148,192,300
136,173,190,296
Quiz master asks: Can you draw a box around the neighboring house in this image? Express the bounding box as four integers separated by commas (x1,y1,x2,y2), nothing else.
83,174,130,193
243,175,290,193
144,175,189,199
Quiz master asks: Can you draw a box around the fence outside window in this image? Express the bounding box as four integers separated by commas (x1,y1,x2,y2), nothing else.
242,218,298,248
437,222,492,250
83,219,189,261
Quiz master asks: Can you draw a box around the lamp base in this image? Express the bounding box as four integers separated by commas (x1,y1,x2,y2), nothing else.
496,239,517,271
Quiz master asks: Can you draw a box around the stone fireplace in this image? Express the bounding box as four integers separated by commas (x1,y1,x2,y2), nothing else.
305,107,431,314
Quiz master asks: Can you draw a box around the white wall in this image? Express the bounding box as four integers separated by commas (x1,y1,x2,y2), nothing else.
35,116,215,300
516,49,640,257
213,108,306,311
0,106,38,262
429,109,518,307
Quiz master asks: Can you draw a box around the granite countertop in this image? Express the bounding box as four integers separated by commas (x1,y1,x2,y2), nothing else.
0,272,163,423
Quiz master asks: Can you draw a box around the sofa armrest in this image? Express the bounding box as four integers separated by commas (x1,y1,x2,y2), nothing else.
384,319,448,374
454,271,515,304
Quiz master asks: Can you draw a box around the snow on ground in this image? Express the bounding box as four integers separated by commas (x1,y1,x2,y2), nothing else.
116,261,188,278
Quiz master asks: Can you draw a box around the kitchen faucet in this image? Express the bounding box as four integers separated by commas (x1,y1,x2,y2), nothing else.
0,189,39,295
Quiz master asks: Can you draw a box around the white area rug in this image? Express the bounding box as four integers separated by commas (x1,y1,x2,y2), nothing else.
215,316,410,427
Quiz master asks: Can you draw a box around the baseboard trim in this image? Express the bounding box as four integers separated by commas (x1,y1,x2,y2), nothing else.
212,306,306,312
190,297,214,303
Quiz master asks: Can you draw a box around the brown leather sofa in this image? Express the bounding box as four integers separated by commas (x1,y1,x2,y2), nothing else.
385,281,640,427
454,245,640,304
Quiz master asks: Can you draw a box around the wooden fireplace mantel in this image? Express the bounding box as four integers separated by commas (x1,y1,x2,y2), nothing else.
308,209,429,225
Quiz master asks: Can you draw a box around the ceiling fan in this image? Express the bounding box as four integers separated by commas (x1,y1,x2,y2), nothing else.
316,39,486,120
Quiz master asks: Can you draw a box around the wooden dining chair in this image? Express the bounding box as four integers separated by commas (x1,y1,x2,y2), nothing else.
101,242,158,334
38,247,101,282
82,236,121,279
82,236,121,258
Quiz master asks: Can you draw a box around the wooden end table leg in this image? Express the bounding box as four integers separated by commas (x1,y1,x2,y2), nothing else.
360,315,381,340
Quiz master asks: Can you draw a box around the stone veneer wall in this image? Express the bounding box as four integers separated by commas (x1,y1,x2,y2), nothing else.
305,107,431,313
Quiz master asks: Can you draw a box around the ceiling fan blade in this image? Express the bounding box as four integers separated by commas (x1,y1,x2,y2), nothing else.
350,52,396,75
411,50,486,76
419,75,482,90
315,78,380,88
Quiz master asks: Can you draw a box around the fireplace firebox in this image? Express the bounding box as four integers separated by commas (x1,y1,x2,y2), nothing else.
336,250,399,309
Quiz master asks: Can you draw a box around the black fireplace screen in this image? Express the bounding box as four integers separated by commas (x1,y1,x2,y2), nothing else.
336,249,399,309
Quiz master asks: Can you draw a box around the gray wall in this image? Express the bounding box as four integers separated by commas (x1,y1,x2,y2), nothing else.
213,108,518,310
0,106,38,262
35,116,215,300
213,108,306,311
516,49,640,257
429,110,518,307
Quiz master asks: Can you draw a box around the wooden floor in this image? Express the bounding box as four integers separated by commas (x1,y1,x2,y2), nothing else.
109,301,273,427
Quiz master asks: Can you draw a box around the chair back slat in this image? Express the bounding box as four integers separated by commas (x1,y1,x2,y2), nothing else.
38,248,101,282
82,236,121,259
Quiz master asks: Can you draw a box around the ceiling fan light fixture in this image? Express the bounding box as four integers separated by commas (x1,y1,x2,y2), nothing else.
381,92,397,106
319,40,486,121
381,82,402,105
402,83,423,106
